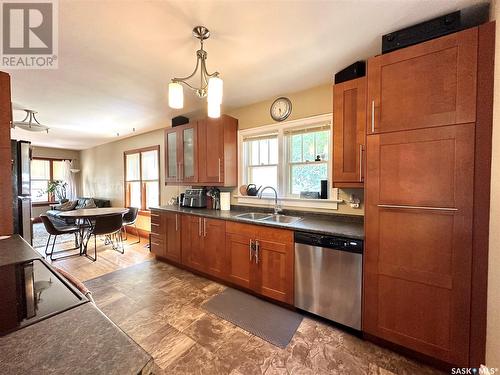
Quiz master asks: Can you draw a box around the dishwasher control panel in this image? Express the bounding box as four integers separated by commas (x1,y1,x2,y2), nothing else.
294,232,363,254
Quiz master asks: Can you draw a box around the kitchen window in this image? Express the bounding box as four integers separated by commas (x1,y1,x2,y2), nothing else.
240,114,332,201
124,146,160,211
31,158,65,203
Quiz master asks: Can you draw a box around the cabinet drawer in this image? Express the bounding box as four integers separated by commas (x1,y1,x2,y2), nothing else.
150,238,165,257
150,221,161,234
150,212,161,224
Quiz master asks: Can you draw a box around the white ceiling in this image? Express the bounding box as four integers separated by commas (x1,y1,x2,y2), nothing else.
8,0,486,150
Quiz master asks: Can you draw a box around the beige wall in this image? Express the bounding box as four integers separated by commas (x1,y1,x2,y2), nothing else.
227,83,332,129
487,2,500,367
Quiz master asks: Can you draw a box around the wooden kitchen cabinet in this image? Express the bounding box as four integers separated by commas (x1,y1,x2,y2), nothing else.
366,27,477,135
225,222,294,304
164,115,238,186
203,218,226,278
0,72,13,236
332,77,366,187
364,124,475,365
181,215,205,271
197,115,238,186
150,210,181,262
164,122,198,184
181,215,226,277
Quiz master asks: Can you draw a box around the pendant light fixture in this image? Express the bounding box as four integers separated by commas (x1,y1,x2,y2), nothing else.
168,26,223,118
12,109,49,133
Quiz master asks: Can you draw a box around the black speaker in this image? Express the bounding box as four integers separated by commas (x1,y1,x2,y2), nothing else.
320,180,328,199
334,61,366,84
172,116,189,127
382,11,461,54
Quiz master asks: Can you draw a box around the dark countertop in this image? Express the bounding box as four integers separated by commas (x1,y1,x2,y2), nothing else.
0,303,153,375
150,205,364,240
0,235,153,375
0,235,41,266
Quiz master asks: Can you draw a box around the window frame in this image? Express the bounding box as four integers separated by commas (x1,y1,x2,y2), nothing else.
123,145,160,213
31,157,67,206
238,114,337,208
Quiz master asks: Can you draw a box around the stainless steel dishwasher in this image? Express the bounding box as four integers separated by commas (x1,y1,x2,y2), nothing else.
294,231,363,330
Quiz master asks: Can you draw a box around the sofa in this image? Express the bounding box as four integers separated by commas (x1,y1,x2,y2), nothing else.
46,197,111,226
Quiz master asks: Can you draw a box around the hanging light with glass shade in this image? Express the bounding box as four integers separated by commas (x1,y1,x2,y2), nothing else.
168,26,223,118
11,109,49,133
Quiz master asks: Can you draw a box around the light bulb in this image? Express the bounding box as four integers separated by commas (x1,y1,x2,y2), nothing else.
168,82,184,109
207,76,223,104
208,100,221,118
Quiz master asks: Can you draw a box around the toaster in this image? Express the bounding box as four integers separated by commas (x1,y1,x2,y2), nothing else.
182,188,207,208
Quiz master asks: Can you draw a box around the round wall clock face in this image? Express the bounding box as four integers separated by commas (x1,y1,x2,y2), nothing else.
270,97,292,122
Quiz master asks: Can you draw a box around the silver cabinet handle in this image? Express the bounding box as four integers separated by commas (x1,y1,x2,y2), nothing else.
175,214,178,231
249,239,254,262
218,158,221,183
198,218,202,236
359,144,363,182
203,218,207,237
377,204,458,211
371,100,375,133
255,240,260,264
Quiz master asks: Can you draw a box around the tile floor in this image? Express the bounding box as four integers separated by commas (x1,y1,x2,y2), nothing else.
84,260,445,375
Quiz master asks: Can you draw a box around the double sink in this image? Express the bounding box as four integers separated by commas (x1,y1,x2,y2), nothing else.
234,212,302,224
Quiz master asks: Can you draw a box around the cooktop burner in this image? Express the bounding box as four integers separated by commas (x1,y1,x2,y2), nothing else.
0,258,86,336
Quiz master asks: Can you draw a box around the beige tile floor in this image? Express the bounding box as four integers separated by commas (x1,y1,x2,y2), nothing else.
84,261,445,375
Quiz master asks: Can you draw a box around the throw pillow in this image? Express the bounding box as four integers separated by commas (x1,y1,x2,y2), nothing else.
84,199,97,209
54,200,77,211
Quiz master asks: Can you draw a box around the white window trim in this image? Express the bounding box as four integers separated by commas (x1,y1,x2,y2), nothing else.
236,113,342,210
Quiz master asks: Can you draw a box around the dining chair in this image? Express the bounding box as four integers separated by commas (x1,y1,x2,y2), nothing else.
40,214,80,261
122,207,140,244
88,214,124,261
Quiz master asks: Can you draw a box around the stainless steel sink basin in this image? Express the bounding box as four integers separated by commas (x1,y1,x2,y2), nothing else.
261,214,302,224
235,212,272,220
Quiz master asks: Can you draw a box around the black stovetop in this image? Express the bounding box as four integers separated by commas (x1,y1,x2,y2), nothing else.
0,258,86,336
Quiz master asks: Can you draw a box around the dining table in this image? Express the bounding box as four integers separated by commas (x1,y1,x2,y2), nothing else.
58,207,129,260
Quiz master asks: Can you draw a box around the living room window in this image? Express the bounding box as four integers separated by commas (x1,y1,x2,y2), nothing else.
240,114,331,200
31,158,65,203
124,146,160,211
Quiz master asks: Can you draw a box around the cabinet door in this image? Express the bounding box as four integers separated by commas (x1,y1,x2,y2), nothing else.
364,124,474,365
203,218,226,278
254,226,294,304
333,77,366,186
225,222,255,289
198,117,224,184
181,215,204,272
165,128,180,183
165,212,181,262
180,123,198,183
367,27,477,135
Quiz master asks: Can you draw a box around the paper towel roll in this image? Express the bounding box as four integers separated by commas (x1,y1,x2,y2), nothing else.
220,192,231,211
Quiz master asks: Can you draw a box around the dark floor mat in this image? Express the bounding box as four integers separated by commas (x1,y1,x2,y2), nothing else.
202,288,302,348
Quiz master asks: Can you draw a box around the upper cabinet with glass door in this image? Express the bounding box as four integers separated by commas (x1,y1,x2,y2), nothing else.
164,115,238,186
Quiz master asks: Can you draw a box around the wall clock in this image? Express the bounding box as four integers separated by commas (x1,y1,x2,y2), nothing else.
270,97,292,122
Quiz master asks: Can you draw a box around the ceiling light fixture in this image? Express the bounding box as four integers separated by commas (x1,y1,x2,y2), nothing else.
12,109,49,133
168,26,223,118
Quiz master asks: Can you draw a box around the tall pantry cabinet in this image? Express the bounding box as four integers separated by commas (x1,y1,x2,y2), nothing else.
363,24,494,368
0,71,13,236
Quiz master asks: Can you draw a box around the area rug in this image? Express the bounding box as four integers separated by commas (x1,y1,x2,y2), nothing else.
32,223,76,249
202,288,303,348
